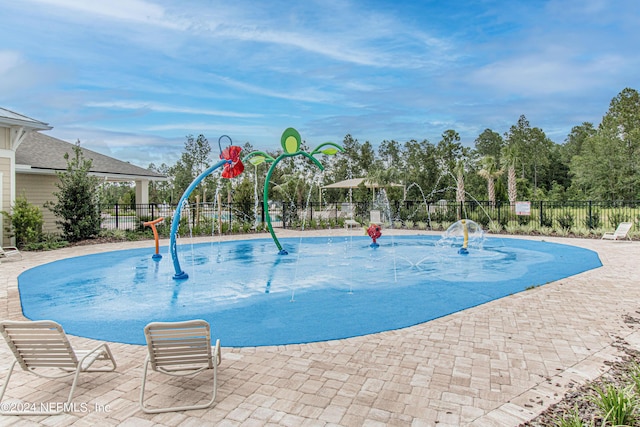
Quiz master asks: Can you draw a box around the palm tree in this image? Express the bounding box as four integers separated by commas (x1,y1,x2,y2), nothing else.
501,146,518,209
454,160,465,204
477,156,503,206
453,160,465,219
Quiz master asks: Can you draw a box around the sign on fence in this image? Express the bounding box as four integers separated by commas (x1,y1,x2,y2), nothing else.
515,201,531,216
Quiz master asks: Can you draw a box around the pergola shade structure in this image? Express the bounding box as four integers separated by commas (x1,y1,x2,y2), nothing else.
322,177,405,199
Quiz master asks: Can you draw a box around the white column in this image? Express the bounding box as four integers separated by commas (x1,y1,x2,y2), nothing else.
135,179,149,205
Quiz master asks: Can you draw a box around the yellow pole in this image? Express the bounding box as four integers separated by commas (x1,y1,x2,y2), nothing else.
462,219,468,249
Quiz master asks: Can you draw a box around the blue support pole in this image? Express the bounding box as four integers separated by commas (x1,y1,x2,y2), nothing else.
170,159,228,280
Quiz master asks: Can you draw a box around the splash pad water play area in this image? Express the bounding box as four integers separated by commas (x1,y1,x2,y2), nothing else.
16,129,602,347
18,229,601,347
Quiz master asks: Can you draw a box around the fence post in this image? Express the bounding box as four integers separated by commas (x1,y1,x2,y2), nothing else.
539,201,543,227
588,200,593,229
497,200,501,225
115,203,119,229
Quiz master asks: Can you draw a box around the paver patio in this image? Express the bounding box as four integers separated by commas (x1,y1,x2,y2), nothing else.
0,229,638,426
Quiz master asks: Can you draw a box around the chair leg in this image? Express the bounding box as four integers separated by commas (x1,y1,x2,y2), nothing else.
65,365,84,409
0,360,65,415
139,358,218,414
139,358,153,413
0,360,17,406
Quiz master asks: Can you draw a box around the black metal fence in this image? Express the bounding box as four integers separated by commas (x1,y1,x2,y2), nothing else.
99,200,640,233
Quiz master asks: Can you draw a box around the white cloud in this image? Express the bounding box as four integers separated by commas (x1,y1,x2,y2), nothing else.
0,51,23,74
25,0,185,29
86,101,264,118
470,51,626,97
0,50,66,99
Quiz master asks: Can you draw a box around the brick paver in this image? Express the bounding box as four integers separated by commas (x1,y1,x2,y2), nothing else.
0,229,637,426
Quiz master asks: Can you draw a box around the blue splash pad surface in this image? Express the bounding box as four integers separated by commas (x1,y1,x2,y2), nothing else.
18,236,601,347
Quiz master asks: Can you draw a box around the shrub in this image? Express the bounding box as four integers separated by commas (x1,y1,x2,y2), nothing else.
608,212,629,229
22,233,68,251
589,384,637,427
517,215,531,226
1,196,43,246
473,214,491,227
584,210,601,229
572,226,591,237
488,222,503,234
557,213,574,230
551,407,590,427
539,226,554,235
99,229,127,240
539,210,553,228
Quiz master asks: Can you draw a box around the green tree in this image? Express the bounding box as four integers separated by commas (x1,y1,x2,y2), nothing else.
436,130,467,199
378,139,403,169
232,177,256,225
148,162,172,203
46,141,101,242
542,145,571,194
504,115,531,180
403,139,440,200
169,134,214,203
474,129,504,165
504,115,553,198
562,122,596,163
528,127,554,196
570,88,640,200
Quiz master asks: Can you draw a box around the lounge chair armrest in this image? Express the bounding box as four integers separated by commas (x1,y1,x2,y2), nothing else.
214,339,221,366
77,343,117,371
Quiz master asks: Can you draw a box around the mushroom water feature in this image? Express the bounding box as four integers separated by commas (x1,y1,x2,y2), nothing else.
442,219,485,254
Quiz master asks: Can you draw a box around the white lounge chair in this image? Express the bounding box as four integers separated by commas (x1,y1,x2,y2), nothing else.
601,222,633,241
140,320,221,414
0,320,117,415
341,203,360,228
370,210,382,225
0,245,22,261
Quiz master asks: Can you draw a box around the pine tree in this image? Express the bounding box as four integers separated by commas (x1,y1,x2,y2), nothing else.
46,141,101,242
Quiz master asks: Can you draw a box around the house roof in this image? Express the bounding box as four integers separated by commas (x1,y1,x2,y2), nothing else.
15,131,167,181
0,107,52,130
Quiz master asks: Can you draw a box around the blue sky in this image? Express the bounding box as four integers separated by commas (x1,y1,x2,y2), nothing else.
2,0,639,168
